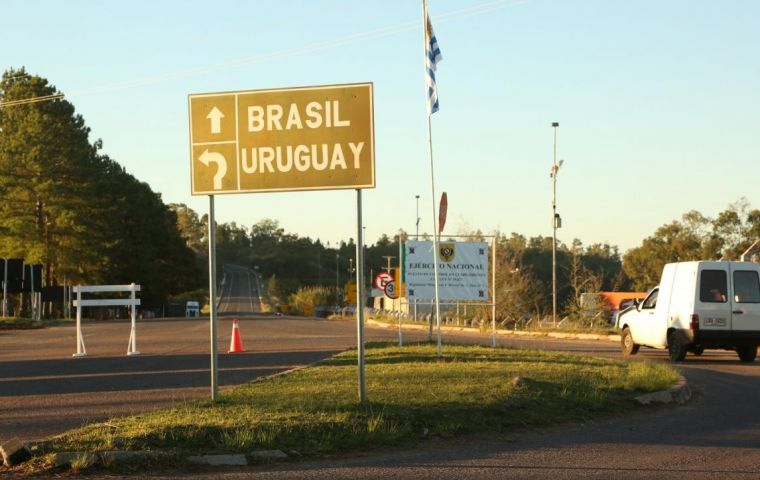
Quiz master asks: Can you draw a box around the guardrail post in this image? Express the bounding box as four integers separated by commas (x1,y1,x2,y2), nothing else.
73,286,87,357
127,283,140,356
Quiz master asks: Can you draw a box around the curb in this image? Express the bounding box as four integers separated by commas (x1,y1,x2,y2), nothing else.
47,449,290,469
635,375,692,405
366,318,620,343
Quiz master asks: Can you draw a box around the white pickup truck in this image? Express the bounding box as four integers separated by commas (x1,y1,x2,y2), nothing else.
617,261,760,362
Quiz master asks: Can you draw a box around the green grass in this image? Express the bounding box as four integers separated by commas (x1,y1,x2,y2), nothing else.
46,342,677,460
0,317,40,330
0,317,73,330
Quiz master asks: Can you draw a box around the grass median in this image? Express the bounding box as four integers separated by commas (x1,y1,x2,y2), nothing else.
46,342,677,461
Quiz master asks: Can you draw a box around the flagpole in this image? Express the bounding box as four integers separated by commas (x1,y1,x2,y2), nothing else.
427,116,443,357
422,0,443,357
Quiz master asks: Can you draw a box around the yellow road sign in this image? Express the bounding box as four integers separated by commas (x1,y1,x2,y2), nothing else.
188,83,375,195
346,282,357,304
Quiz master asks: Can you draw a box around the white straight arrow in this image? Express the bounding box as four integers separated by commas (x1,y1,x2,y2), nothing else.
207,107,224,134
199,150,228,190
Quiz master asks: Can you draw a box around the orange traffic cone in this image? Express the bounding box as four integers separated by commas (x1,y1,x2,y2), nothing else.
227,319,245,353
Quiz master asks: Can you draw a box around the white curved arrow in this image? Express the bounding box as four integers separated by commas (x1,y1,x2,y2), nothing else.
199,150,227,190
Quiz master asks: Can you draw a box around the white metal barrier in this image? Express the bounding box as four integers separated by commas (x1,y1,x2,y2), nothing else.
72,284,141,358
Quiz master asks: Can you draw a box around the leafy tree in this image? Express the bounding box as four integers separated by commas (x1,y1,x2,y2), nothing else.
493,233,545,322
0,68,200,311
622,201,760,290
97,164,201,306
0,68,106,285
564,240,604,320
623,219,705,291
169,202,207,255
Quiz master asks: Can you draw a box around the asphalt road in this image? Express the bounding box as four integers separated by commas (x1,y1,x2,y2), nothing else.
0,314,616,442
1,297,760,478
0,316,413,442
218,264,263,316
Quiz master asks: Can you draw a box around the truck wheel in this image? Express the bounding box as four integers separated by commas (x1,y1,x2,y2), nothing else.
737,345,757,363
621,327,639,355
668,331,687,362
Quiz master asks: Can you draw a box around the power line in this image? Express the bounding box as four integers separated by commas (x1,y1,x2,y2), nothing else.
67,0,532,96
0,93,64,108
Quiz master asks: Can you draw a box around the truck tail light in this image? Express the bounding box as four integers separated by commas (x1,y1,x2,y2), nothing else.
690,314,700,330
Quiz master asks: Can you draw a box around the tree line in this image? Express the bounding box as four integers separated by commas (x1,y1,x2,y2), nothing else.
161,198,760,321
0,68,199,311
3,68,757,321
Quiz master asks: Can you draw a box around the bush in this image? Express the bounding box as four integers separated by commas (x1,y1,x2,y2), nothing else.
288,286,342,316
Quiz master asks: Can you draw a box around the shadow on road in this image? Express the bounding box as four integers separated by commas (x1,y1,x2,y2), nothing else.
0,349,341,397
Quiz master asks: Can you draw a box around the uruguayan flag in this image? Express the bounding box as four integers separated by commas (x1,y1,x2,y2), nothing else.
425,9,442,115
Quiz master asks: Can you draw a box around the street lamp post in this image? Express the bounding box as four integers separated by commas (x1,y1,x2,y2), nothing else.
415,195,421,237
253,265,262,307
550,122,563,327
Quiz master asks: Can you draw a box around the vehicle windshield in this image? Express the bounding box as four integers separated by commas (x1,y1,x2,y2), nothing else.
642,289,658,309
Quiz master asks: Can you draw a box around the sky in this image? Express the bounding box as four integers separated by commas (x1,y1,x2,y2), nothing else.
2,0,759,253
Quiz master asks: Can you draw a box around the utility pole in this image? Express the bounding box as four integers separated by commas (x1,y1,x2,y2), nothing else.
317,249,321,285
550,122,562,327
336,252,340,293
382,256,395,273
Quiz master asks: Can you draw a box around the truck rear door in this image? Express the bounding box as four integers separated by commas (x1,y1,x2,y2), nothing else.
696,264,732,340
729,265,760,338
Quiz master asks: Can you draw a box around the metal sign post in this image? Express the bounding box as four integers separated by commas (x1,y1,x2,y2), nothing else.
208,195,219,401
398,236,403,346
189,82,375,403
492,239,497,347
30,265,36,322
2,259,7,317
355,189,366,402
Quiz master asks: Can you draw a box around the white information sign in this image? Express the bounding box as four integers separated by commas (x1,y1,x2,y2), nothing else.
404,241,489,301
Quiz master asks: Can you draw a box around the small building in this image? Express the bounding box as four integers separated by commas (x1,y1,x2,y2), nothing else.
185,301,200,317
581,291,648,322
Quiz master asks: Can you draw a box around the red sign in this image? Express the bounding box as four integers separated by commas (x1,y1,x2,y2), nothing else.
374,272,393,290
438,192,448,234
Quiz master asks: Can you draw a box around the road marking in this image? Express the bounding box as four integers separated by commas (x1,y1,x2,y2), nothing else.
227,273,235,312
220,271,234,313
0,364,303,383
247,273,254,313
